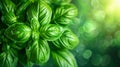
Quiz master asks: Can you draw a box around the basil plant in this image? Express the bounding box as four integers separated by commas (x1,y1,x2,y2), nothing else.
0,0,79,67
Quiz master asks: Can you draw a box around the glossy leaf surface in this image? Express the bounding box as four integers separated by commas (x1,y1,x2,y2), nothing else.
26,40,50,64
5,23,31,43
52,49,78,67
53,29,79,49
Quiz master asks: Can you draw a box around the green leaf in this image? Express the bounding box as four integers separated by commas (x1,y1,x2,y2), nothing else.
0,45,18,67
26,40,50,64
53,29,79,49
0,0,15,14
52,49,78,67
38,1,52,26
27,1,39,21
15,0,36,21
1,12,17,25
27,1,52,29
4,23,31,43
27,1,40,30
0,0,17,25
16,0,35,15
40,24,64,41
52,4,78,26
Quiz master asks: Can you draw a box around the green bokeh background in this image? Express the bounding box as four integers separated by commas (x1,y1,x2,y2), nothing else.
34,0,120,67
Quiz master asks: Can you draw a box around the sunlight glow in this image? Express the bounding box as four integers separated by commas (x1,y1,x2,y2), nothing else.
106,0,120,11
115,0,120,7
106,0,120,18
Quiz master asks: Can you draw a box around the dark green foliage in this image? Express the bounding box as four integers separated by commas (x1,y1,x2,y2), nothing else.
0,45,18,67
0,0,17,25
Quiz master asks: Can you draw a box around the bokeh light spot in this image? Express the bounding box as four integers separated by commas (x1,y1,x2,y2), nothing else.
83,49,92,59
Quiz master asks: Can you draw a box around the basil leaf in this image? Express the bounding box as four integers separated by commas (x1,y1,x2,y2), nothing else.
27,2,40,30
40,24,64,41
0,0,15,14
1,13,17,25
0,45,18,67
16,0,35,15
26,40,50,64
38,1,52,26
27,1,52,28
52,49,78,67
52,4,78,26
0,0,17,25
53,29,79,49
4,23,31,43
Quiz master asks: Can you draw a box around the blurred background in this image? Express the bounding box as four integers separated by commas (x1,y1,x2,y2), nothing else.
71,0,120,67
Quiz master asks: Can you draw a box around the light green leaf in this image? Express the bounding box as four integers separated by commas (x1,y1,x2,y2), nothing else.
26,40,50,64
53,29,79,49
52,49,78,67
27,2,40,30
38,1,52,26
5,23,31,43
52,4,78,26
40,24,64,41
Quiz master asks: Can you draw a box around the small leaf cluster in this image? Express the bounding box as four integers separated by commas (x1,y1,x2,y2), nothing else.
0,0,79,67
